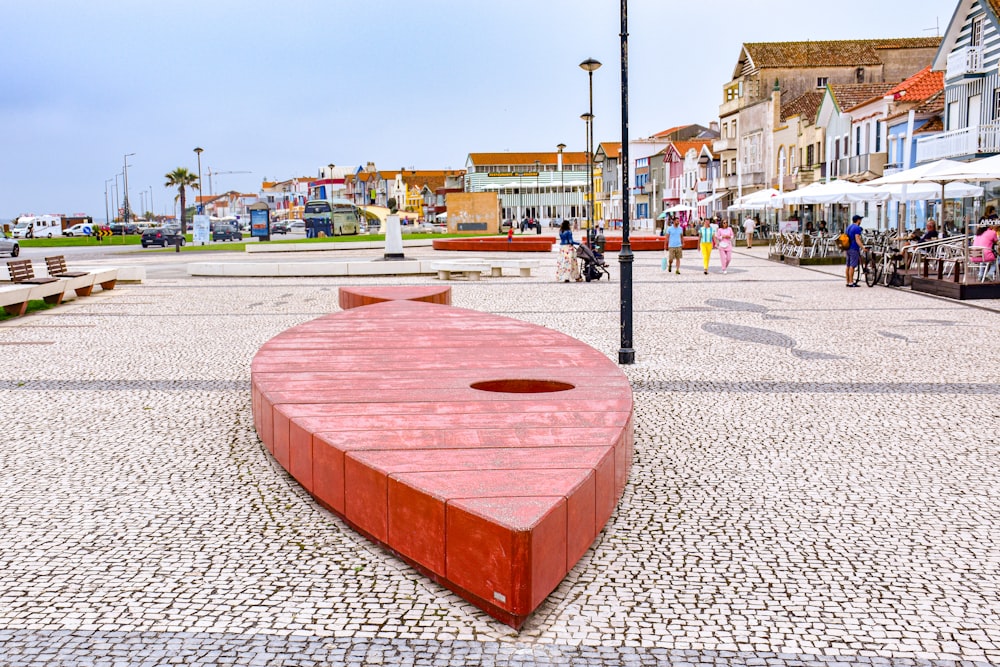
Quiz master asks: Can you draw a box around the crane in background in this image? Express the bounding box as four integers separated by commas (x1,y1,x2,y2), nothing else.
205,168,252,196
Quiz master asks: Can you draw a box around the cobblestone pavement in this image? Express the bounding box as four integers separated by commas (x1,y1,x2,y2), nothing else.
1,246,999,666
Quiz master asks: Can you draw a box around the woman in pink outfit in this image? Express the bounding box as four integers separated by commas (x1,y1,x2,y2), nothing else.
715,219,735,273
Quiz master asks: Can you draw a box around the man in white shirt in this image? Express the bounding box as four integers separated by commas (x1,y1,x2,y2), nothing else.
743,218,756,248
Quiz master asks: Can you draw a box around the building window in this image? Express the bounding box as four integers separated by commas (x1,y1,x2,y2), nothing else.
856,127,862,156
806,144,815,166
816,77,828,89
875,121,882,152
993,89,1000,120
972,15,984,47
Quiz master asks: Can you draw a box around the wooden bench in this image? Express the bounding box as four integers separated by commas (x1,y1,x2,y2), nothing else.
7,259,59,285
5,259,67,306
44,255,117,295
429,261,491,281
44,255,89,278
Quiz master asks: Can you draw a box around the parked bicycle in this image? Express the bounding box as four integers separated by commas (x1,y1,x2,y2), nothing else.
861,234,905,287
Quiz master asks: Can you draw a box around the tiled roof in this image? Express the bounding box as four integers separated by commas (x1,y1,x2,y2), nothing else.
885,66,944,102
884,90,944,123
744,37,940,69
653,125,691,138
671,139,713,157
990,0,1000,16
374,170,465,191
829,83,897,110
468,152,589,166
780,91,825,122
915,117,944,133
913,89,945,114
598,142,622,159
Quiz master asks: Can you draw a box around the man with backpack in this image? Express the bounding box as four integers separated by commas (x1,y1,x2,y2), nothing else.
845,214,866,287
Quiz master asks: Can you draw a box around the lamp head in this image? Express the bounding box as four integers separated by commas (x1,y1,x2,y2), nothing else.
581,112,594,122
579,58,602,73
557,143,566,152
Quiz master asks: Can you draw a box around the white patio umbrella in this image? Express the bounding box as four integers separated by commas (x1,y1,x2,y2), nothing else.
664,204,695,212
731,188,781,209
870,159,984,284
872,181,983,201
776,179,888,205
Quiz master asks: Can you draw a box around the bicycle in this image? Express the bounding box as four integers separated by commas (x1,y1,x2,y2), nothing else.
861,237,905,287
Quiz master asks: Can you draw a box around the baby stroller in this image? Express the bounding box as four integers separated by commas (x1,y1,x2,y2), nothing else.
576,238,610,282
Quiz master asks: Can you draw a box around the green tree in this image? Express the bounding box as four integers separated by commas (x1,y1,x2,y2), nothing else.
164,167,200,234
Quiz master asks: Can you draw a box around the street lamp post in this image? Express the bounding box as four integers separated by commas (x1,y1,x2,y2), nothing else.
148,187,154,222
580,113,593,234
193,147,204,216
327,163,335,203
580,58,602,247
122,153,135,227
557,143,566,224
104,178,113,227
534,159,541,230
618,0,634,364
114,174,120,223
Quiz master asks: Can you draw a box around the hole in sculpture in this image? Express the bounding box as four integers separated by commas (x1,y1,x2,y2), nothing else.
471,379,575,394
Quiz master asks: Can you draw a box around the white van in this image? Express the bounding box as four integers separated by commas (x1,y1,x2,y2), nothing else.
12,215,63,239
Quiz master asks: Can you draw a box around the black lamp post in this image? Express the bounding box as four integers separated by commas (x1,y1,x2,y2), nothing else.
580,58,601,246
618,0,634,364
193,147,204,219
556,143,566,224
580,112,593,235
122,153,135,227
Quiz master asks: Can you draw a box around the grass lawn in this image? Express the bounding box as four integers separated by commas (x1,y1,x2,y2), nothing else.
22,233,469,253
0,300,55,321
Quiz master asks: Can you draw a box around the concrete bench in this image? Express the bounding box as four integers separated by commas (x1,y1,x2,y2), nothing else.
0,284,32,317
484,259,541,277
429,261,491,281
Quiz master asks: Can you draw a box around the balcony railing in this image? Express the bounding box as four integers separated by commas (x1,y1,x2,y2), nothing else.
719,98,741,117
946,45,985,79
836,153,887,178
915,123,1000,162
712,137,736,152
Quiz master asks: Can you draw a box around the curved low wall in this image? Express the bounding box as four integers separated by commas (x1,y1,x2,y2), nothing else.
432,237,555,252
338,285,451,310
251,290,634,628
591,236,698,251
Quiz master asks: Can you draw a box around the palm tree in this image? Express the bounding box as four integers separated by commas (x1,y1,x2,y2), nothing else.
165,167,200,234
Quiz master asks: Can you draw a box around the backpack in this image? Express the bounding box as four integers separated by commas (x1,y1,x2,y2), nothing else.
837,233,850,250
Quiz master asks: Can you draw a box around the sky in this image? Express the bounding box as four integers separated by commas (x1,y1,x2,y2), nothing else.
1,0,949,222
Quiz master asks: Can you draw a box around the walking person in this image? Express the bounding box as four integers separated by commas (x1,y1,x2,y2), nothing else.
715,219,735,274
698,218,715,274
845,214,865,287
743,217,756,248
664,217,684,274
556,220,581,282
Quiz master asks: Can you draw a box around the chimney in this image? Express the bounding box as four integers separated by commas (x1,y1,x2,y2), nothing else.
709,120,720,134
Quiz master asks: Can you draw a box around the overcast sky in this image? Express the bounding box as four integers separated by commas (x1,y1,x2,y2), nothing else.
1,0,948,221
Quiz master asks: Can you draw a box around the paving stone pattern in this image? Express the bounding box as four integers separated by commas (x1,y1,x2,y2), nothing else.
1,247,999,666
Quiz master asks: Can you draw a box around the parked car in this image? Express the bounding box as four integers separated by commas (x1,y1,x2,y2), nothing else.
0,230,19,257
110,223,140,235
212,223,243,242
64,223,93,237
270,221,288,234
288,220,305,233
141,226,184,248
